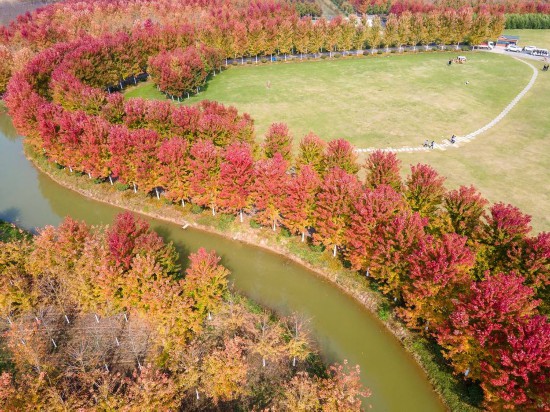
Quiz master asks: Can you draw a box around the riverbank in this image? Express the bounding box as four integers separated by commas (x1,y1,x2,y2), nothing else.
23,144,485,411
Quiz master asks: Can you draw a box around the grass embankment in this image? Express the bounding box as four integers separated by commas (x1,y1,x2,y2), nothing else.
26,144,483,411
125,51,530,149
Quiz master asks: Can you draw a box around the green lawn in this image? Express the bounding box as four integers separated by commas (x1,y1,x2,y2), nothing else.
396,42,550,232
125,51,531,148
503,29,550,49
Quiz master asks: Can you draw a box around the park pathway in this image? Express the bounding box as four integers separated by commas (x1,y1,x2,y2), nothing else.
355,56,539,154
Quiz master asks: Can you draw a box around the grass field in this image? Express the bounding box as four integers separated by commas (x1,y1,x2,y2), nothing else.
397,31,550,232
125,51,531,148
503,29,550,49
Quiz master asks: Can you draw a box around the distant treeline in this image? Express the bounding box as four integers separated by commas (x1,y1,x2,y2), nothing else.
505,13,550,29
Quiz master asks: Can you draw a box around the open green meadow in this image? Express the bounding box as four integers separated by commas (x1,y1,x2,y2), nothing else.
125,51,531,148
397,32,550,232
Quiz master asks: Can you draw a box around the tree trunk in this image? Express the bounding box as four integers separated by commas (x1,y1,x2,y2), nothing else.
108,175,113,185
69,166,73,173
293,356,296,367
241,57,244,64
284,53,287,61
225,58,228,66
181,199,185,207
196,389,200,400
133,182,137,193
255,55,258,63
212,206,216,216
240,209,243,223
155,187,160,199
262,357,266,368
272,220,276,231
88,172,92,179
301,231,305,242
333,244,337,257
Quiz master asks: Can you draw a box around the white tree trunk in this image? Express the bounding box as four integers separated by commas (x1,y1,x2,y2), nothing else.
155,187,160,199
133,182,137,193
181,199,185,207
301,231,305,242
109,175,113,185
212,206,216,216
333,244,337,257
240,209,243,223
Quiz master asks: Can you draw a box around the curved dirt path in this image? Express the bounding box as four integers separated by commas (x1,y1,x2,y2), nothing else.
355,56,539,154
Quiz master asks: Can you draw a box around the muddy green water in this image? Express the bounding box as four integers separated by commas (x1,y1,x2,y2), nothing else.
0,110,445,411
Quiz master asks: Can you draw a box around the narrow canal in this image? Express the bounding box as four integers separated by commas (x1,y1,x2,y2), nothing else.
0,109,445,411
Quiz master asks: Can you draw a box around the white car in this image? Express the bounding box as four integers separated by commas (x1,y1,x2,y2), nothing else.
523,45,537,52
505,44,522,52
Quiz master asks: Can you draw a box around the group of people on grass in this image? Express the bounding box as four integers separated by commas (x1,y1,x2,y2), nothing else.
423,135,456,149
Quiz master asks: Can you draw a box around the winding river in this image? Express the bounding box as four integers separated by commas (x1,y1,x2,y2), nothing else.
0,109,445,411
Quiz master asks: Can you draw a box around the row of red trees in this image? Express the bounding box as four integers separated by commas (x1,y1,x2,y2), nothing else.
0,213,367,409
5,21,549,407
148,45,224,98
0,0,508,94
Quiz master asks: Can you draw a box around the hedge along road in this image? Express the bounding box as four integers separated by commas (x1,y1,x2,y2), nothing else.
0,110,445,411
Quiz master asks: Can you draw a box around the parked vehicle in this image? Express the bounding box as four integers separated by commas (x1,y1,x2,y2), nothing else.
529,48,549,57
476,41,494,50
523,45,537,52
505,44,522,52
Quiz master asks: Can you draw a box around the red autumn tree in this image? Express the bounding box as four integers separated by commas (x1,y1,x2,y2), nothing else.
313,167,362,257
281,165,320,242
437,272,548,410
218,142,255,222
158,137,191,206
325,138,359,174
252,153,288,230
444,185,488,240
364,150,402,192
401,233,475,331
478,203,532,276
296,132,326,174
345,184,407,272
405,163,446,218
189,139,221,215
368,210,427,298
263,122,292,161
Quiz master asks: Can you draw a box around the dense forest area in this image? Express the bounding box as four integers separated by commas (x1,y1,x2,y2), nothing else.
0,214,366,410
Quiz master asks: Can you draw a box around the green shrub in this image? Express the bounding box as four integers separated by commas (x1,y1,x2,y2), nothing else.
377,50,383,55
250,219,262,229
191,204,203,214
309,243,324,253
246,60,253,65
320,54,327,59
333,52,341,58
280,227,291,237
260,57,268,63
231,61,238,66
93,178,103,184
114,182,129,191
217,213,235,231
54,163,64,170
377,301,391,321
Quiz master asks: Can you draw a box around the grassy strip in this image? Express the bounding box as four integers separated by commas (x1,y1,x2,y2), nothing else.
26,145,483,411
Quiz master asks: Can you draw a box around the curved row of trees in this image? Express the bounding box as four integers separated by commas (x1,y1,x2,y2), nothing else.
4,9,549,408
0,0,508,94
0,213,367,409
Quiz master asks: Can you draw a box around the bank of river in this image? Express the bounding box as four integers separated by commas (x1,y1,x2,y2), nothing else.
0,109,447,411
